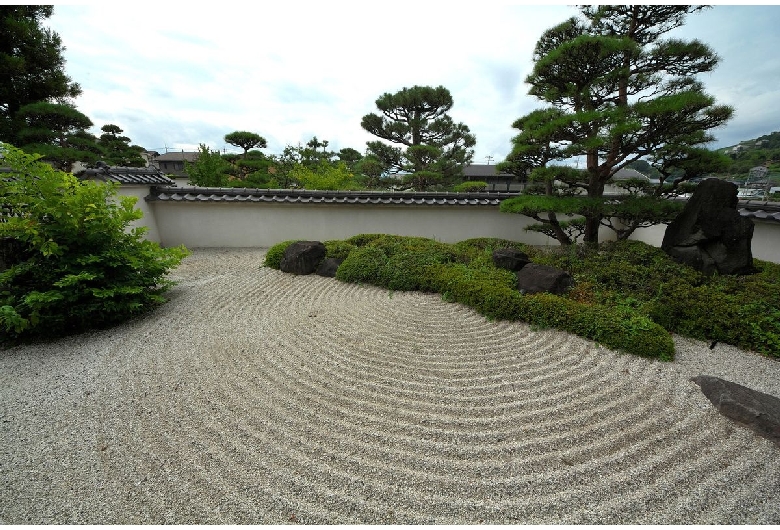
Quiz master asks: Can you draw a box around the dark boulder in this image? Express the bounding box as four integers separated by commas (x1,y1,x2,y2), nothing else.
662,178,754,275
316,257,343,278
492,248,530,271
691,375,780,447
279,241,326,275
515,263,573,295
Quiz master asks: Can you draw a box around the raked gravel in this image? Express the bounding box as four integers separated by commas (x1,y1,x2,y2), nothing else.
2,247,779,524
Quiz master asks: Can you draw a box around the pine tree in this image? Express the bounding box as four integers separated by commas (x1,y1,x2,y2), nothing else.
500,6,733,245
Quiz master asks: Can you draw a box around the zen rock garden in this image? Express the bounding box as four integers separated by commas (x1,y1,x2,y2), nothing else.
271,178,780,447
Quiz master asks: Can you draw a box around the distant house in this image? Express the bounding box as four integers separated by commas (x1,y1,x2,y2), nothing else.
140,150,160,167
463,164,524,192
152,151,198,177
605,167,650,194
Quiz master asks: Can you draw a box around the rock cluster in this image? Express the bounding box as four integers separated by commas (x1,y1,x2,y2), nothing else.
279,241,343,278
279,241,573,296
492,248,573,295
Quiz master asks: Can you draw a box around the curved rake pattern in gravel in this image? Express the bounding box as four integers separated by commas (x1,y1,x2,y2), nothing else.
1,248,779,524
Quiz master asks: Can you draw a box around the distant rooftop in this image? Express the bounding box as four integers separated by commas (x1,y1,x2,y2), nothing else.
154,151,199,162
80,165,176,186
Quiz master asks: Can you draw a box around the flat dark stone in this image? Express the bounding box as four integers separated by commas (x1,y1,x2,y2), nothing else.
691,375,780,447
492,248,530,271
515,263,572,295
316,257,342,278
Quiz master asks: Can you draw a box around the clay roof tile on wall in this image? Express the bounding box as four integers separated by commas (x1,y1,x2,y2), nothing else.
144,186,780,223
146,187,517,206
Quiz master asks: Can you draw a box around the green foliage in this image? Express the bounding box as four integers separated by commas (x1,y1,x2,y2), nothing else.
267,138,365,189
538,239,780,358
361,85,476,190
454,181,488,192
323,240,356,262
452,237,531,264
0,6,82,144
185,144,231,186
289,161,362,190
422,262,673,361
504,6,733,245
0,145,189,343
336,235,456,292
224,131,267,158
97,124,145,167
15,101,100,172
263,240,301,270
718,131,780,176
335,245,389,286
643,269,780,357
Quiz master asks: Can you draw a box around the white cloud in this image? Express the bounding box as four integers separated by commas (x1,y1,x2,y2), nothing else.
47,3,780,159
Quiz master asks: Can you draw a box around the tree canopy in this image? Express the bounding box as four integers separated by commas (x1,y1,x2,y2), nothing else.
184,144,231,187
0,6,81,145
361,85,476,191
500,6,733,245
97,123,145,167
224,131,267,159
15,101,101,172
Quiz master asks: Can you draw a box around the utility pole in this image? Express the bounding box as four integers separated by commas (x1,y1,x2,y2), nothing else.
485,155,494,165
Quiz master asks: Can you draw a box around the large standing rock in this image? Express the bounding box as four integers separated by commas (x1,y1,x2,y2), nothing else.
279,241,326,275
492,248,530,271
691,375,780,447
515,263,573,295
662,178,754,275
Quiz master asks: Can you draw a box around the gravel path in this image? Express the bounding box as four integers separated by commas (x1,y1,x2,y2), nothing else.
2,247,780,524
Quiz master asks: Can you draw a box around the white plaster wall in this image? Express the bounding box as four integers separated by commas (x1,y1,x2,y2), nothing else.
118,185,161,243
133,192,780,264
151,201,574,248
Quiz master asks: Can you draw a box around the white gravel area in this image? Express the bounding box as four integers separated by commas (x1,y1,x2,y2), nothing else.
1,247,779,524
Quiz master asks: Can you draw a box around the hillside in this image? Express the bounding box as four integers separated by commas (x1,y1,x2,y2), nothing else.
717,131,780,176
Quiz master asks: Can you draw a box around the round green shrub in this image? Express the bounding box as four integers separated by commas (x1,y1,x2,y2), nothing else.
324,240,356,261
335,245,389,286
0,145,189,343
453,181,488,192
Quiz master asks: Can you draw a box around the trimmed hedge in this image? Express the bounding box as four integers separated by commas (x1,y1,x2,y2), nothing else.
421,263,674,361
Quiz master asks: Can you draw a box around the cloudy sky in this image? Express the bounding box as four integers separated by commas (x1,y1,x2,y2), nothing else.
47,3,780,161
